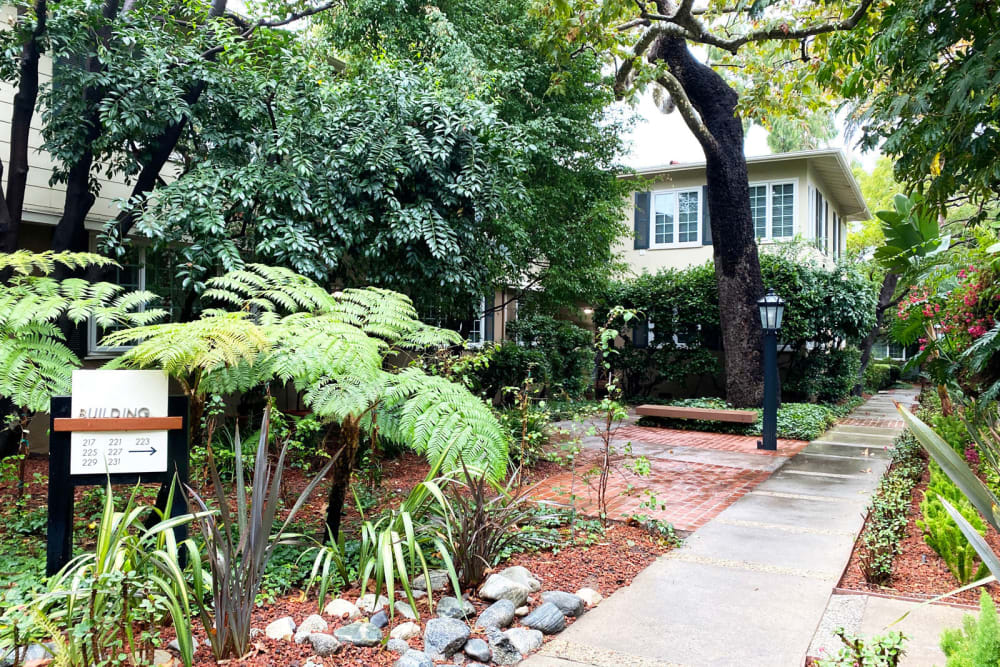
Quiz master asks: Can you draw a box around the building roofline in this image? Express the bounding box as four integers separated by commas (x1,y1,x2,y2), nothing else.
626,148,870,221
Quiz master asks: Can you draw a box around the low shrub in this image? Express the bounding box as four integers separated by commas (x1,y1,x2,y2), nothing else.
865,363,894,392
858,433,925,584
636,398,842,441
940,590,1000,667
931,414,971,454
784,347,862,402
816,627,907,667
499,405,552,466
918,464,989,585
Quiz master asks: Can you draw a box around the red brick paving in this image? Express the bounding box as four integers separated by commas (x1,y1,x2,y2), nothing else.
532,426,807,532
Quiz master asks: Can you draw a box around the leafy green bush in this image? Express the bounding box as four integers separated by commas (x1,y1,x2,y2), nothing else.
918,464,990,585
506,315,594,398
785,347,862,402
865,363,894,392
858,433,925,584
816,627,907,666
940,590,1000,667
636,398,841,441
499,405,551,466
931,414,971,454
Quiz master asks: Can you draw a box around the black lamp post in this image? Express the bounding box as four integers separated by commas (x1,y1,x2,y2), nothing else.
757,288,785,451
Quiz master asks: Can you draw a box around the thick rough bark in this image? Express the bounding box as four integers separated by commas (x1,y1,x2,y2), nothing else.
854,271,899,396
324,417,361,538
651,37,765,407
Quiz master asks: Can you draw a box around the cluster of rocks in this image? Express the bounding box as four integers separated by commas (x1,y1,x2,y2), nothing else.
160,565,603,665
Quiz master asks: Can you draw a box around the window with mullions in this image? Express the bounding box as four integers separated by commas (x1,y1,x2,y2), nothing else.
771,183,795,238
750,185,768,238
651,189,700,247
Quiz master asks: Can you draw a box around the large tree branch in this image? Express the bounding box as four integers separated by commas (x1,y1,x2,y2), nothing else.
655,73,717,152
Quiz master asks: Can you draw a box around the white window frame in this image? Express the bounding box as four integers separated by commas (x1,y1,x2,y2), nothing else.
874,339,907,361
467,297,487,348
649,187,702,249
88,244,146,356
749,179,798,242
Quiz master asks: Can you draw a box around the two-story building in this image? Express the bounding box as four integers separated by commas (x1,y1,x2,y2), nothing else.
619,148,870,275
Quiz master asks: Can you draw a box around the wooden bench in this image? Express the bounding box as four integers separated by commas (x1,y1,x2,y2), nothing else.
635,404,757,424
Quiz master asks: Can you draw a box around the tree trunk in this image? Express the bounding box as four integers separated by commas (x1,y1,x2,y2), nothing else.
651,37,765,407
324,417,361,538
854,271,899,396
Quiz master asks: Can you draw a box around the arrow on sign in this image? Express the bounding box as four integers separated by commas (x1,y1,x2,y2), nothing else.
128,446,157,455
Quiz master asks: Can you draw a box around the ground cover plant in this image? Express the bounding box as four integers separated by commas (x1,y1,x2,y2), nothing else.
940,591,1000,667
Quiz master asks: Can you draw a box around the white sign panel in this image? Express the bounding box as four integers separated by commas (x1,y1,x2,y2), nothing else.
70,370,169,475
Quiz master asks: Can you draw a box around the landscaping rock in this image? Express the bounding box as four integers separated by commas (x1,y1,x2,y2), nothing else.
387,638,411,654
515,605,530,617
308,632,342,657
504,627,544,655
576,587,603,606
476,599,516,629
294,614,329,643
391,621,422,640
499,565,541,592
485,627,522,665
463,637,491,662
423,617,471,658
394,649,434,667
478,573,530,607
467,664,489,667
437,595,475,619
265,616,296,641
153,649,173,665
542,590,585,617
324,598,361,620
371,609,389,629
357,593,390,613
521,602,566,634
334,621,382,647
412,569,451,593
395,601,417,619
167,637,198,652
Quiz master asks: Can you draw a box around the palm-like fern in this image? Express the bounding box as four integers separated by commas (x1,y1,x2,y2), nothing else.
107,264,507,533
0,251,163,415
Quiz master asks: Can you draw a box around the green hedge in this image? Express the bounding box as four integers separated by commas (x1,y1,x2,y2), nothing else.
635,397,849,441
864,362,902,392
785,347,862,402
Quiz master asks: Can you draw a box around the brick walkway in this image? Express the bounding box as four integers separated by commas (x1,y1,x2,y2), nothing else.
531,426,809,531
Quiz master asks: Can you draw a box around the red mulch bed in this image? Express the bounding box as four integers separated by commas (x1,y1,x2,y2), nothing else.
3,451,670,666
838,464,1000,607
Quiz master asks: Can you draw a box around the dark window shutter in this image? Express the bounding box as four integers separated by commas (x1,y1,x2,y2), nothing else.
634,192,650,250
484,308,494,342
632,322,649,349
701,185,712,245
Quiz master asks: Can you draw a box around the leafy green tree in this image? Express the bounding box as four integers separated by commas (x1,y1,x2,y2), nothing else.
321,0,632,313
823,0,1000,222
849,157,899,258
538,0,876,406
765,112,837,153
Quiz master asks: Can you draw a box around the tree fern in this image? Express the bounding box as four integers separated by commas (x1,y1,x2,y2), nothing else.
0,252,163,415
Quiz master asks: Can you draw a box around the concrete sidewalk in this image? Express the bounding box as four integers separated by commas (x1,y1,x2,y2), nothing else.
524,388,919,667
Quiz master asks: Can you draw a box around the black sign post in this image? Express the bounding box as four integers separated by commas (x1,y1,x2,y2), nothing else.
46,395,189,576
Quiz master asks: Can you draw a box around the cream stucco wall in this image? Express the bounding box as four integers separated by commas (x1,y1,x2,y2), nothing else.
619,156,850,276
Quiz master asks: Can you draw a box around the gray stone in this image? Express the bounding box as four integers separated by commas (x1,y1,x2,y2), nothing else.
324,598,361,620
542,590,586,617
357,593,390,613
308,632,342,657
394,649,434,667
476,599,516,629
478,573,530,607
394,601,417,620
504,627,544,655
294,614,329,644
467,664,489,667
371,609,389,629
521,601,567,634
499,565,541,592
334,621,382,647
168,637,198,652
264,616,296,641
391,621,422,640
423,617,471,658
387,638,411,654
153,649,173,665
575,587,603,606
412,568,452,593
437,595,475,619
515,605,530,617
463,637,491,662
485,627,522,665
